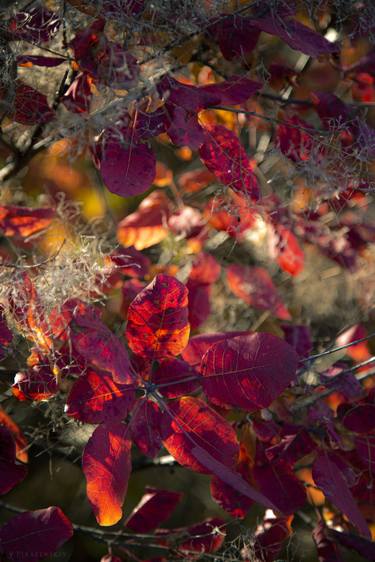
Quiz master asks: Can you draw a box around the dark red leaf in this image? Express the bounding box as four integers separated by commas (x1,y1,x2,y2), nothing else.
253,460,306,514
126,274,190,360
0,426,27,495
269,224,304,276
13,365,58,402
71,311,135,385
66,370,136,424
14,81,54,125
161,396,239,474
226,264,291,320
178,518,226,554
17,55,65,67
199,125,259,199
201,333,298,411
152,358,201,398
276,115,316,163
0,507,73,562
0,206,54,239
187,281,211,330
253,516,292,562
130,398,163,458
125,487,182,532
208,16,260,60
337,390,375,434
355,435,375,474
83,423,132,526
313,521,342,562
210,445,254,518
94,131,156,198
312,452,370,537
181,331,249,368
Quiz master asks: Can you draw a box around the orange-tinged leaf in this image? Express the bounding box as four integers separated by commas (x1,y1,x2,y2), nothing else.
0,206,54,239
82,423,132,526
226,264,291,320
117,191,169,250
126,274,190,359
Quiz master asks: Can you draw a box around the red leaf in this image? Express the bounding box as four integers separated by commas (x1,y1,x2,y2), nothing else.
71,312,135,385
152,358,201,398
14,81,54,125
161,396,239,474
188,252,221,285
126,274,190,360
117,191,169,250
276,115,316,163
66,370,136,424
226,264,291,320
0,507,73,562
82,423,132,526
312,452,370,537
182,331,249,368
13,365,58,402
269,224,304,276
201,333,298,411
199,125,259,199
0,205,54,239
125,487,182,532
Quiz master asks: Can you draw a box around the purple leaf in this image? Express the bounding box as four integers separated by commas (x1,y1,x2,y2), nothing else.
201,333,298,411
312,452,370,537
0,507,73,562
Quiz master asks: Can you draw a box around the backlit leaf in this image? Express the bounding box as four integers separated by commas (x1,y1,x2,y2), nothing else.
226,264,291,320
126,274,190,359
82,423,132,526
